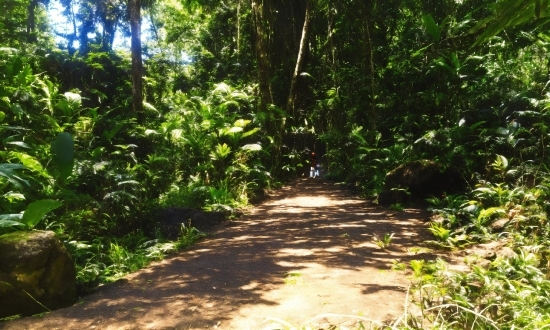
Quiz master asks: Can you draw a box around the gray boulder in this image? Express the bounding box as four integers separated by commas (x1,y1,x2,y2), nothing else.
378,160,465,205
0,230,77,318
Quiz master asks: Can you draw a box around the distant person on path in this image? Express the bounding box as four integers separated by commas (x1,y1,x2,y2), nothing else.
310,152,317,178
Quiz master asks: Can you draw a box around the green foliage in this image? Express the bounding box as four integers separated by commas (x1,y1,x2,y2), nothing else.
422,14,442,43
176,222,205,249
373,233,394,249
390,203,405,212
0,200,62,234
405,254,550,329
51,132,74,181
472,0,550,46
21,200,63,228
68,225,205,291
427,222,450,242
2,0,550,324
0,164,29,190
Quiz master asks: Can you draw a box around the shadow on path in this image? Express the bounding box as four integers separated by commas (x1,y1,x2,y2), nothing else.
1,179,436,330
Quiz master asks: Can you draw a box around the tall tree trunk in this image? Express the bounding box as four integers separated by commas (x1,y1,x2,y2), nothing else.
102,19,117,51
361,2,376,132
78,1,95,55
236,0,241,58
252,0,273,111
68,0,77,55
27,0,38,42
328,5,337,83
286,0,311,117
128,0,144,118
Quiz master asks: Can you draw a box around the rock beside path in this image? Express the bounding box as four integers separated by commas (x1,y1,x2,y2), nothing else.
378,160,465,205
0,230,77,318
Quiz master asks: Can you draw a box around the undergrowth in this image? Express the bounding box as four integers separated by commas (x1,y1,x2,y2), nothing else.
399,155,550,329
67,224,205,293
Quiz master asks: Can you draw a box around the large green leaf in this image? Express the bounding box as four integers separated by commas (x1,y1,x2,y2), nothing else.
103,122,124,140
472,0,550,46
0,218,25,235
9,152,50,178
241,127,260,138
55,92,82,117
51,132,74,180
422,14,441,42
21,200,63,229
0,163,29,190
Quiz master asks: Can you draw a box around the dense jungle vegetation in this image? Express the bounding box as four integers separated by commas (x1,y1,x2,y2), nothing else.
1,0,550,327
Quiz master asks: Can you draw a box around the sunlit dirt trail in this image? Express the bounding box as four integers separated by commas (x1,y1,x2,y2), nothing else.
1,178,435,330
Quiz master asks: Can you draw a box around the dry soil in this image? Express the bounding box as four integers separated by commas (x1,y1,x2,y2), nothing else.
1,178,445,330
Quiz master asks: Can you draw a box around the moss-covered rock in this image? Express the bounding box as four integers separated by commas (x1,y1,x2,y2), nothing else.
378,160,465,205
0,230,77,318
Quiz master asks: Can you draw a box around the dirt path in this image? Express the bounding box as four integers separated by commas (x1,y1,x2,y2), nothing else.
1,178,438,330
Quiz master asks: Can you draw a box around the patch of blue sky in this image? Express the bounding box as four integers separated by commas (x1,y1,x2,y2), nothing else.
47,0,193,64
48,0,153,51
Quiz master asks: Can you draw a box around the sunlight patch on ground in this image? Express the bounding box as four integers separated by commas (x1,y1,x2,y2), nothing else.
277,248,314,256
314,224,363,229
325,247,344,252
194,248,213,253
337,223,366,228
276,295,308,312
232,235,272,241
268,196,363,208
240,281,261,290
354,242,377,249
276,261,297,267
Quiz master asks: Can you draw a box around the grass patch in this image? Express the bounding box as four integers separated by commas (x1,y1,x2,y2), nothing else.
68,226,206,293
284,271,304,285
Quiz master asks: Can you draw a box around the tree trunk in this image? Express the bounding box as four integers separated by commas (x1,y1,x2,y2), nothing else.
236,0,241,58
67,0,77,55
361,2,376,132
286,0,311,117
128,0,144,118
102,19,117,51
27,0,38,42
252,0,273,111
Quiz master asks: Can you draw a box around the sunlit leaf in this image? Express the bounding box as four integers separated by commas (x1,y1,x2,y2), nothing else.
229,127,243,133
21,200,63,229
144,101,158,113
241,127,260,138
0,218,25,235
472,0,550,46
241,143,262,151
234,119,251,127
9,152,49,178
145,129,159,135
6,141,30,149
117,180,140,186
0,163,29,190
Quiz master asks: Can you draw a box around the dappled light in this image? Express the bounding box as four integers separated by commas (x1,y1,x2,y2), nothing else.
2,179,438,329
2,0,550,326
